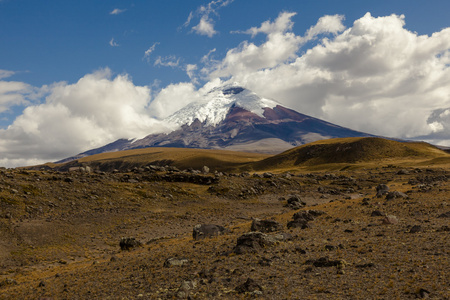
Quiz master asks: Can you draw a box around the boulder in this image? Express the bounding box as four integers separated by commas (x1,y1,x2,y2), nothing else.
287,210,324,229
119,237,142,250
287,219,311,229
382,215,399,225
263,172,273,178
192,224,229,240
176,280,197,299
233,232,277,254
285,195,306,210
409,225,422,233
163,257,190,268
308,256,347,268
201,166,210,174
376,184,389,197
293,210,325,221
385,191,408,200
251,219,283,233
370,210,385,217
235,278,263,294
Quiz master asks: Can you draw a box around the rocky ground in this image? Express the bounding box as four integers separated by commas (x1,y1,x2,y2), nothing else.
0,165,449,299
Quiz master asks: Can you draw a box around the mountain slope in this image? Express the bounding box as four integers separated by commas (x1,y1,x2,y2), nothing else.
247,137,449,171
58,85,374,162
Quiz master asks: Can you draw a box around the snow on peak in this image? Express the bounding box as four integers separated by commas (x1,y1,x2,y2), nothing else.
165,86,279,127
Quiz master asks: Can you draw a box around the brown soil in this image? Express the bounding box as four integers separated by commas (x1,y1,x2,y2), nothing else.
0,162,449,298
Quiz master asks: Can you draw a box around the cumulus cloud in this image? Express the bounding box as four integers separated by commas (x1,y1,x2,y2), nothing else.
235,11,297,37
209,12,304,78
110,8,126,15
182,0,234,37
109,38,119,47
192,15,217,37
0,69,171,167
200,12,450,145
305,14,346,39
0,71,41,113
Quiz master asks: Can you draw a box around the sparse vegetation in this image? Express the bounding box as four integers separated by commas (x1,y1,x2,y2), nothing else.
0,137,449,298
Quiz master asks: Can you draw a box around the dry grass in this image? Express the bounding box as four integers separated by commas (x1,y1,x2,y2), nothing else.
2,138,449,299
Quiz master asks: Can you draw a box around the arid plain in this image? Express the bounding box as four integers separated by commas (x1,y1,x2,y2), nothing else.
0,138,449,299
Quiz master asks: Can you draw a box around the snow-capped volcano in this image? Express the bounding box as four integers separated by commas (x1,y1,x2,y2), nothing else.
57,85,374,163
166,85,279,127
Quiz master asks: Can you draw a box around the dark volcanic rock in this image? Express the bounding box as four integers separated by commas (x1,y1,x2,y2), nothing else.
308,257,346,268
119,237,142,250
287,210,325,229
192,224,229,240
417,288,431,298
409,225,423,233
385,191,408,200
376,184,389,197
233,232,277,254
293,210,325,221
235,278,263,294
371,210,385,217
287,219,311,229
161,173,218,185
285,195,306,210
251,218,283,233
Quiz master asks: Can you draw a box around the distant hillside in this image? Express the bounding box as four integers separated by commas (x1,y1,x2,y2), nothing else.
246,137,449,171
45,137,450,173
49,147,269,173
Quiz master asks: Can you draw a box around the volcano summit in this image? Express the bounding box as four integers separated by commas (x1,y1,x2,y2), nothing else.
60,85,373,162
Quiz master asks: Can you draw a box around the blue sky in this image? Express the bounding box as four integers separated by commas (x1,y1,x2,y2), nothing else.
2,0,449,87
1,0,450,166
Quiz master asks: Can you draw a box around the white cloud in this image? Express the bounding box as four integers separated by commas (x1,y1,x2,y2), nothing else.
144,42,159,62
0,69,171,167
148,82,200,119
154,55,180,68
110,8,126,15
305,14,346,39
182,0,234,38
0,74,40,113
192,15,217,37
210,12,304,78
207,12,450,144
0,69,15,80
186,64,198,84
236,11,297,37
109,38,119,47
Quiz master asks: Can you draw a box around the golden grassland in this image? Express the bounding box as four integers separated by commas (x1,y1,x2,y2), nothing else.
1,137,448,298
43,137,450,174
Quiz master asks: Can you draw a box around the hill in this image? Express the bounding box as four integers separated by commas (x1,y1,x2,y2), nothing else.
48,147,270,173
45,137,450,173
245,137,450,171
